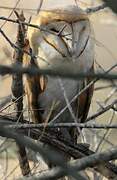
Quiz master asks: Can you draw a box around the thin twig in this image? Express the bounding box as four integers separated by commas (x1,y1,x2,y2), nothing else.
0,0,21,29
0,16,58,36
86,3,107,14
0,95,12,110
58,78,85,142
5,122,117,130
95,111,115,152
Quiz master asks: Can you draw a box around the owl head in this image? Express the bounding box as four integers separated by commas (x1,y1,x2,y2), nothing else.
28,6,94,72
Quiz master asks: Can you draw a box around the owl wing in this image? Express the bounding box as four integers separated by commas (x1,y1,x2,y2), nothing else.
78,65,94,123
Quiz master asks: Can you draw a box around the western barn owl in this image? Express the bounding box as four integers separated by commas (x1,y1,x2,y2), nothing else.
23,5,94,176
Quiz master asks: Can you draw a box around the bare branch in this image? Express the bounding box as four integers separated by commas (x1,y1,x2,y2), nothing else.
0,127,81,180
36,0,44,14
11,11,30,176
0,115,117,179
0,95,12,109
0,6,37,12
0,0,21,29
86,99,117,122
6,122,117,130
0,16,58,36
20,145,117,180
2,121,116,180
2,99,116,130
0,64,117,80
86,3,107,14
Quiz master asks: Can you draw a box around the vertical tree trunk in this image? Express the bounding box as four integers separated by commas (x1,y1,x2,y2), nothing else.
11,11,30,176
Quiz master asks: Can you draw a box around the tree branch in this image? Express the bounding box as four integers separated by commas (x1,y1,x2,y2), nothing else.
0,115,117,179
86,3,106,14
11,11,30,176
19,145,117,180
0,64,117,80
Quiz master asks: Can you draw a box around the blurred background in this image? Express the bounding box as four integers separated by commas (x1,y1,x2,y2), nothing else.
0,0,116,179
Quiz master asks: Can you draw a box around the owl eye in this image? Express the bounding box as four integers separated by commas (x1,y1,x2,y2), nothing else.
50,27,59,33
